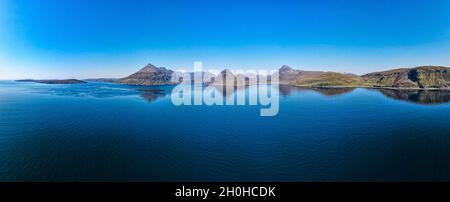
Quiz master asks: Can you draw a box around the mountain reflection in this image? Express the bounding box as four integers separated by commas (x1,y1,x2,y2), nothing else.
20,81,450,105
207,85,248,97
279,85,355,97
23,81,169,102
137,89,167,102
379,89,450,105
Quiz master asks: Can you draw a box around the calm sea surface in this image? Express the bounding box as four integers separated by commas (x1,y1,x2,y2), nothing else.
1,81,450,181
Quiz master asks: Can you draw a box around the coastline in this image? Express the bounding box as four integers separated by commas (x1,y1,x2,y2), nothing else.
294,84,450,90
10,79,450,90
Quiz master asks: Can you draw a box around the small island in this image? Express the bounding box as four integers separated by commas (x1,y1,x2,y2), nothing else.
15,79,87,84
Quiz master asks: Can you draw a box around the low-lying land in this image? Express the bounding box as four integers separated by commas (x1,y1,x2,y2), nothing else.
15,79,87,84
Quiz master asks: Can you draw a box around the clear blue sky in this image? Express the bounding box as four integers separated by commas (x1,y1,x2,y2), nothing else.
1,0,450,79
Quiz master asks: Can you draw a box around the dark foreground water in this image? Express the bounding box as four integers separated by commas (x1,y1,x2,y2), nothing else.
2,81,450,181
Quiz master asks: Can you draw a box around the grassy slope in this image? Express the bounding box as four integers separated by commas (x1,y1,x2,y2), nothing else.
294,72,371,87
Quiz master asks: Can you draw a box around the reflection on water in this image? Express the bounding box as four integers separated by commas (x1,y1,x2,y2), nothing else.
5,81,450,181
11,80,450,106
279,85,355,97
309,87,355,97
208,85,248,97
8,81,170,103
279,85,306,97
137,89,167,102
279,85,450,105
379,89,450,105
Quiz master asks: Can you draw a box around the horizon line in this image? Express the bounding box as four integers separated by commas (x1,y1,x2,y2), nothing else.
1,64,449,80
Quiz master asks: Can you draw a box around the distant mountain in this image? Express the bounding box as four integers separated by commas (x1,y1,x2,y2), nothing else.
362,66,450,88
278,65,366,87
117,63,365,87
172,71,216,84
294,72,366,87
210,69,248,86
280,65,450,88
117,63,179,85
279,65,323,84
115,63,450,89
15,79,86,84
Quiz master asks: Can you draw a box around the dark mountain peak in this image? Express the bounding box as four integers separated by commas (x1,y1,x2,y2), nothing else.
280,65,293,72
279,65,307,75
137,63,160,73
210,69,248,86
117,63,177,86
220,69,235,77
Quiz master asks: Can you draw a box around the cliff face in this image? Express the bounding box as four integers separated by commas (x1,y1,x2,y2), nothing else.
361,68,415,88
362,66,450,88
117,64,179,85
413,66,450,88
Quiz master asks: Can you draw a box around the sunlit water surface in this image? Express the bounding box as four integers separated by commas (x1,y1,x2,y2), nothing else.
1,81,450,181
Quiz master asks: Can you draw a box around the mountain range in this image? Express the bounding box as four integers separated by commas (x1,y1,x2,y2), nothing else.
18,63,450,89
113,63,450,89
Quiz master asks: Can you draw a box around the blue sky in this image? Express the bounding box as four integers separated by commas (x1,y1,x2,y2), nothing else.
1,0,450,79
